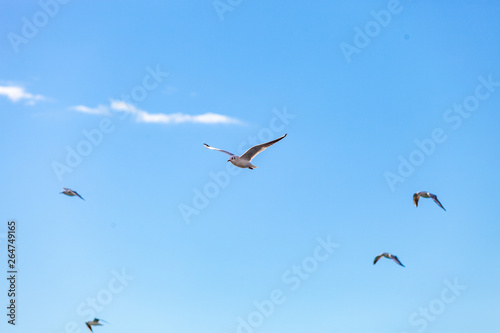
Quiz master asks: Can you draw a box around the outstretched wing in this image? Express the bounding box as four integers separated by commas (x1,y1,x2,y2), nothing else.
430,194,446,211
373,254,383,265
240,134,287,161
413,193,420,207
86,323,93,332
203,144,234,156
74,191,85,200
391,256,405,267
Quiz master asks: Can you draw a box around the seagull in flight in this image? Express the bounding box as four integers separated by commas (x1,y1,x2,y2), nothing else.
373,252,405,267
204,134,287,169
413,191,445,211
85,318,108,332
61,187,84,200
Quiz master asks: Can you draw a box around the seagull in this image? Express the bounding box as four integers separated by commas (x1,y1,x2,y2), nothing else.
204,134,287,169
61,187,84,200
373,252,405,267
413,191,445,211
85,318,108,332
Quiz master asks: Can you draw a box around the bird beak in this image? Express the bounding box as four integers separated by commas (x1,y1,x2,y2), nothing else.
227,159,230,162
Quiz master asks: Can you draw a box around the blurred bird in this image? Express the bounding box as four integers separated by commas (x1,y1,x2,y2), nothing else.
373,252,405,267
61,187,84,200
204,134,287,169
85,318,108,332
413,191,445,211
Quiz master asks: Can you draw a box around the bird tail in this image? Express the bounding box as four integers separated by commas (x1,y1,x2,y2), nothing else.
249,164,258,169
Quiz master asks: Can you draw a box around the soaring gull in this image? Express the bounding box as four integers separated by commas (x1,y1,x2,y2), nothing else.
413,191,445,211
61,188,84,200
204,134,287,169
85,318,108,332
373,252,405,267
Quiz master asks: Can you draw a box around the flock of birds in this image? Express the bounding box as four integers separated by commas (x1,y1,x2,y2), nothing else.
374,191,446,267
60,133,446,330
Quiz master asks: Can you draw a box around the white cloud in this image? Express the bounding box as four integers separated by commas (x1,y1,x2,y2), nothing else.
109,99,241,125
137,111,240,124
109,100,140,113
70,104,109,115
0,84,241,125
0,85,45,105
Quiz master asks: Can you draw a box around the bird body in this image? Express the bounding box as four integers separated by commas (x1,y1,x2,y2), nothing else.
204,134,287,169
373,252,405,267
227,155,258,169
413,191,445,210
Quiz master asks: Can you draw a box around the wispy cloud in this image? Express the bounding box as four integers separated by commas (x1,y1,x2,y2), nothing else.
69,104,109,115
137,111,241,124
0,85,45,105
109,100,242,125
109,100,140,114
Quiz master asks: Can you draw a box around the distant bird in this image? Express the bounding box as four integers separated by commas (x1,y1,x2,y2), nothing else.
204,134,287,169
413,191,445,211
61,187,84,200
85,318,108,332
373,252,405,267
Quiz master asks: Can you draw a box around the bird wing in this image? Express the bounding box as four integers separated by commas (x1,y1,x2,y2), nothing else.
430,194,446,211
203,144,234,156
86,323,93,332
74,191,85,200
240,134,287,161
373,254,383,265
391,256,405,267
413,193,420,207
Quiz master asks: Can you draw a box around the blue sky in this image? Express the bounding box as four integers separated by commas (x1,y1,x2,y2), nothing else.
1,1,500,332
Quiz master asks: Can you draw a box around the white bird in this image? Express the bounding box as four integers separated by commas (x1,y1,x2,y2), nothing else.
85,318,108,332
413,191,445,211
61,187,84,200
373,252,405,267
204,134,287,169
